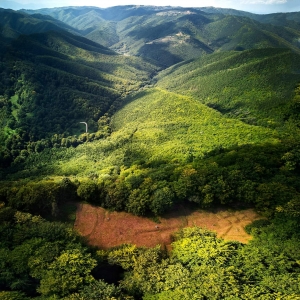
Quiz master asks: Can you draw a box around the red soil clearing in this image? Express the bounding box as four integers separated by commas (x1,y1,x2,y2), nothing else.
74,204,262,249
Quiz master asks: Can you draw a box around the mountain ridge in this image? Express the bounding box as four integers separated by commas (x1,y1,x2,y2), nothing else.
20,6,300,67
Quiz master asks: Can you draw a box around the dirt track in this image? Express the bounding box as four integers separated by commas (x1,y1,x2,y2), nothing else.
74,204,262,249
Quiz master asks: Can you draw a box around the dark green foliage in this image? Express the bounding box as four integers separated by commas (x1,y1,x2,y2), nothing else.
0,17,158,167
0,210,79,295
0,208,130,299
77,180,99,203
0,8,74,40
0,291,30,300
244,219,271,235
0,177,78,218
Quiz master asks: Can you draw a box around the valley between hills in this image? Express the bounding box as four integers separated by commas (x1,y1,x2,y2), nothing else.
0,5,300,299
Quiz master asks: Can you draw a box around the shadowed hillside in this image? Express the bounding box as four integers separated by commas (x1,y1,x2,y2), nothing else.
23,6,300,67
0,19,158,166
0,8,77,39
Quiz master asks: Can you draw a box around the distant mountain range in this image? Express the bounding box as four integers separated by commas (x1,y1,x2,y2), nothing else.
18,6,300,67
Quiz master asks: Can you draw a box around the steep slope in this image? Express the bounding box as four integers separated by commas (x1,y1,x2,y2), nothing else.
0,8,77,40
23,6,300,67
10,87,276,172
110,88,277,162
156,48,300,127
0,25,158,166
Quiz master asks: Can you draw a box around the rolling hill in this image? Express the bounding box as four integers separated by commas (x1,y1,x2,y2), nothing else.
0,6,299,205
156,48,300,126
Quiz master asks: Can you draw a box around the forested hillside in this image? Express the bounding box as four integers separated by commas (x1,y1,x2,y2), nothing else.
0,11,158,166
0,5,300,299
0,8,77,39
24,6,300,67
156,48,300,126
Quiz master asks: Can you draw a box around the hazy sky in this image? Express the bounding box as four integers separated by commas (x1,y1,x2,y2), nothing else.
1,0,300,14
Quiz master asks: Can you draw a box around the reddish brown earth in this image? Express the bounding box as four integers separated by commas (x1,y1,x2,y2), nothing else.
74,204,262,249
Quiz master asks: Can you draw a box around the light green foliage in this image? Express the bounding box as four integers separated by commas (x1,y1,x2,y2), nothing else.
117,226,300,299
2,80,300,216
64,280,124,300
108,244,140,270
2,45,300,218
112,88,277,162
37,249,97,297
1,7,300,300
171,227,239,268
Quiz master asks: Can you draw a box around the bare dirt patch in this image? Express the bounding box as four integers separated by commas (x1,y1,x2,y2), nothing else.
74,204,262,249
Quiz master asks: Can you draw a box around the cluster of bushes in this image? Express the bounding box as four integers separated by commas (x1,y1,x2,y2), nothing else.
90,138,299,217
107,224,300,299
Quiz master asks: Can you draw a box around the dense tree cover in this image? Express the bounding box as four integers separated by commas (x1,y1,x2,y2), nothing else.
0,208,118,299
2,83,299,218
98,224,300,299
156,48,300,127
1,204,299,299
1,132,300,220
0,28,157,167
1,81,299,298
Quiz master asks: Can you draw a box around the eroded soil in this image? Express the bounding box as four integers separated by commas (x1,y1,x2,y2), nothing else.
74,204,262,249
